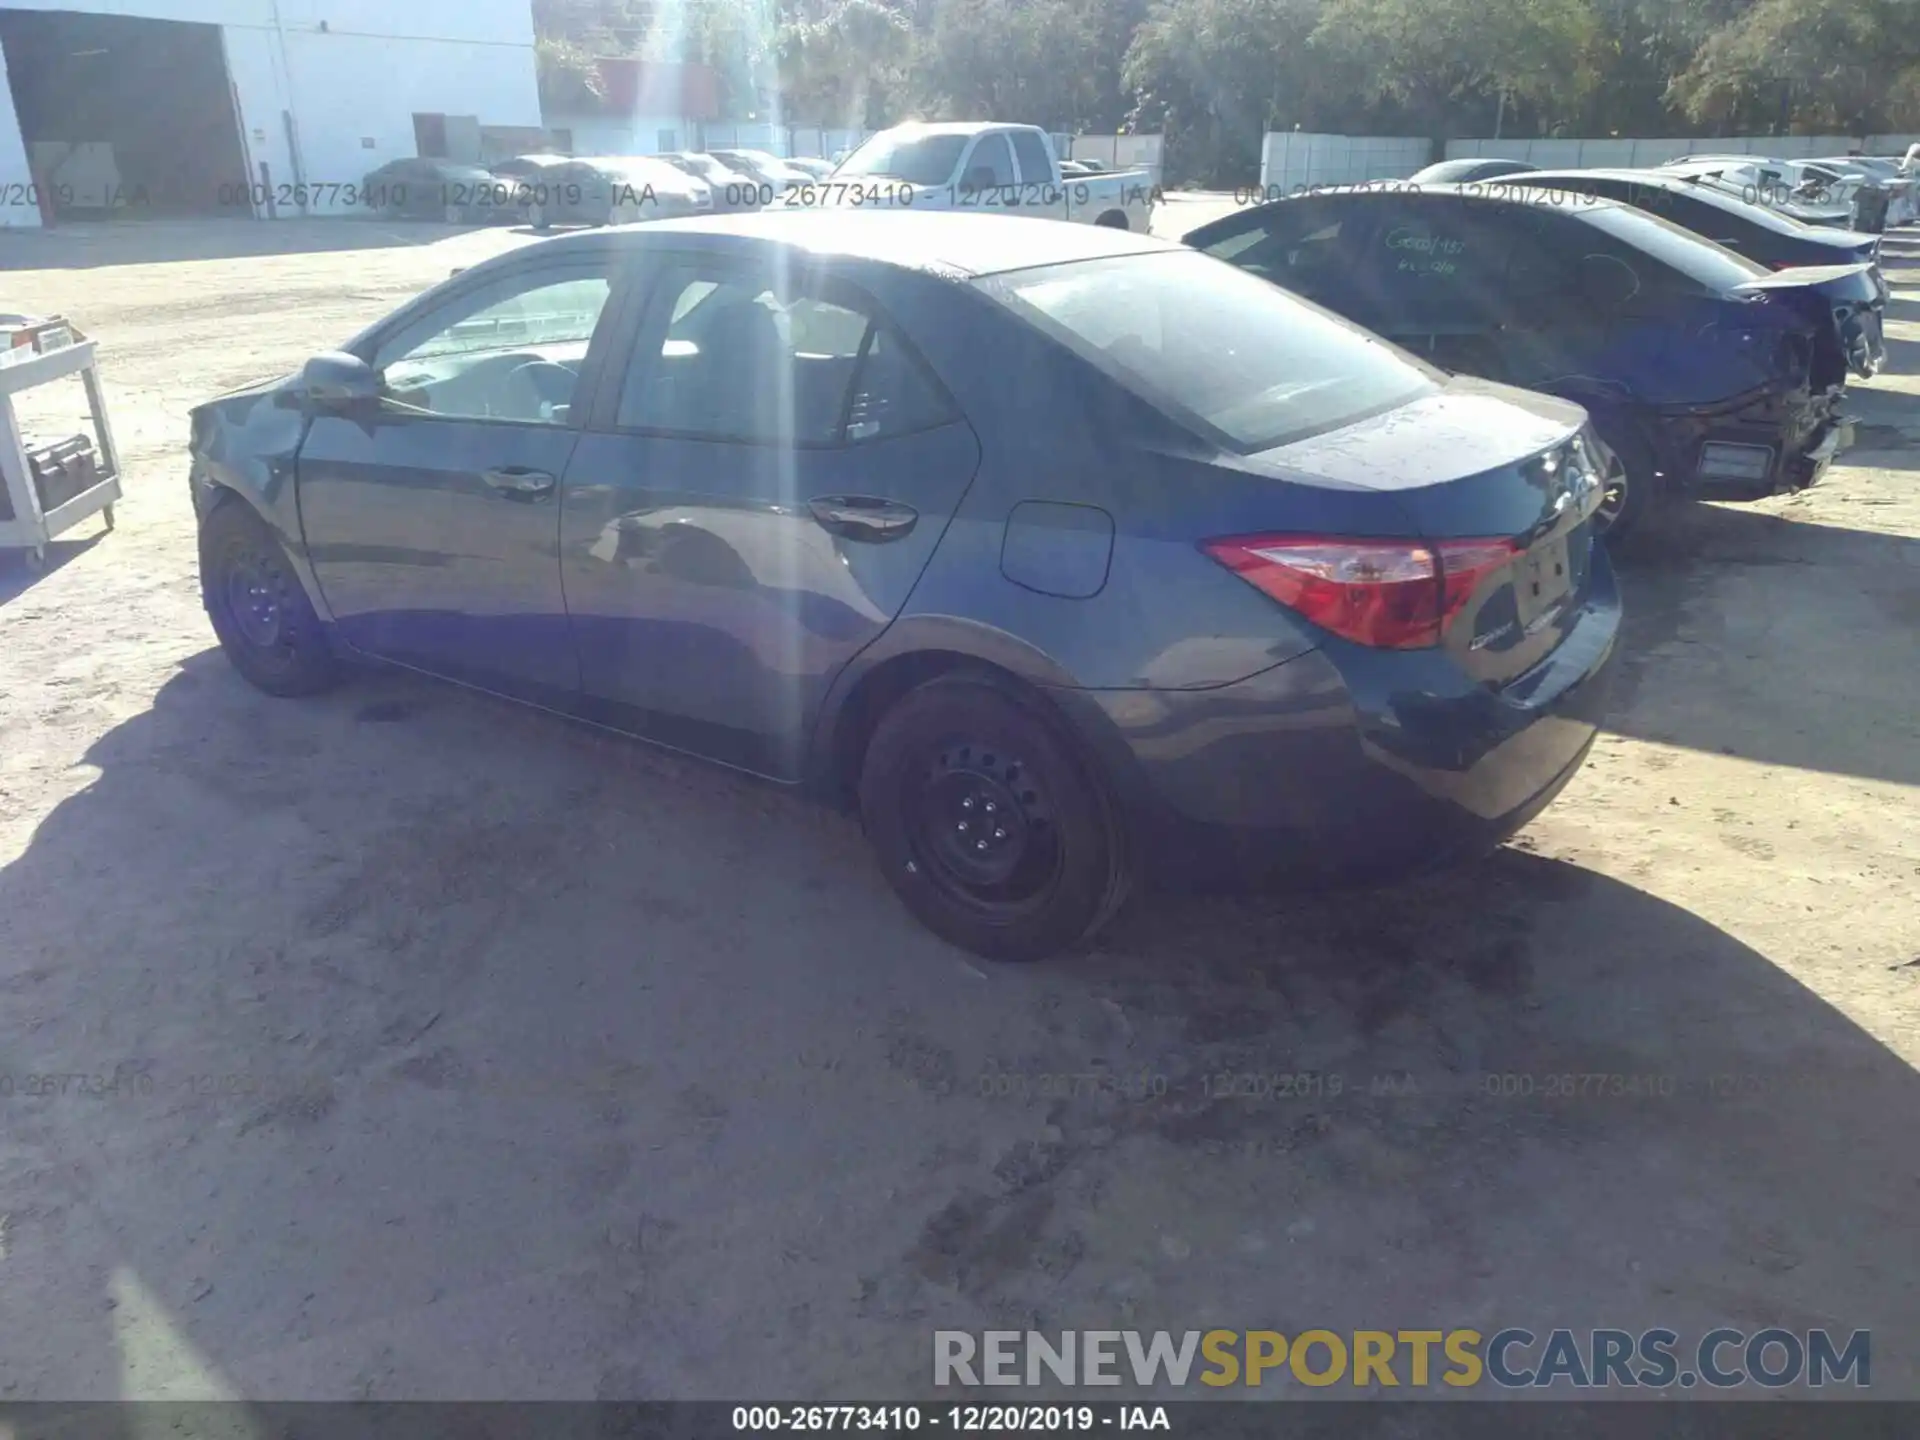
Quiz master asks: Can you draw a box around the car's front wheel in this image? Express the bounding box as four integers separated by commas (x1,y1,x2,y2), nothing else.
859,672,1131,961
199,500,342,697
525,202,550,231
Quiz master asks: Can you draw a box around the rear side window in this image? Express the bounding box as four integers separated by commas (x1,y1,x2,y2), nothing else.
1359,202,1518,326
982,250,1439,454
965,134,1018,189
619,272,955,446
1010,130,1055,183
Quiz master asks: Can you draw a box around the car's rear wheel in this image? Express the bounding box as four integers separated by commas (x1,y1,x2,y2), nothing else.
200,500,341,698
858,672,1130,962
1589,418,1660,540
526,202,550,231
1094,210,1130,229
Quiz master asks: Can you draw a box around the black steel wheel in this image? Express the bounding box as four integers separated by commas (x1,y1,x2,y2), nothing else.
860,672,1130,961
1589,418,1661,541
199,500,341,697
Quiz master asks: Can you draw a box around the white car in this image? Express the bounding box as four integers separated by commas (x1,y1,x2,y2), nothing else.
819,123,1154,230
1661,157,1856,228
1804,157,1918,228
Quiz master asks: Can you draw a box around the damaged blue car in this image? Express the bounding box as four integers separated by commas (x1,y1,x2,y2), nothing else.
1186,184,1882,538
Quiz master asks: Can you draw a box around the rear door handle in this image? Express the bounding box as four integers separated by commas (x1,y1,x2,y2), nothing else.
807,495,918,542
482,467,556,500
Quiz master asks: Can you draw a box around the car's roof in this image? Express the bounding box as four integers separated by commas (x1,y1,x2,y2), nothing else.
539,208,1175,277
866,122,1030,139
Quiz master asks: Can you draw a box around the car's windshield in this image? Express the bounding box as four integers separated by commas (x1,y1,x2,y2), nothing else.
1577,203,1767,290
835,133,971,185
981,250,1440,454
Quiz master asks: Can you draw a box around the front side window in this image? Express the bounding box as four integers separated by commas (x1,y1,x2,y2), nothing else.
372,268,611,424
983,250,1439,454
1194,201,1357,305
618,272,955,446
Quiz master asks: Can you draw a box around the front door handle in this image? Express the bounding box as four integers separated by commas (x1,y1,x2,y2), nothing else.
483,467,556,500
807,495,918,542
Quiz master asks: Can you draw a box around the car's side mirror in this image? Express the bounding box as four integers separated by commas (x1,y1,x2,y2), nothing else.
961,165,996,194
299,351,382,409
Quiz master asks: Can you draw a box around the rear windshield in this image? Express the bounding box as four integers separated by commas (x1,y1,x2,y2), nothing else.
1577,203,1767,289
836,133,970,186
981,250,1440,454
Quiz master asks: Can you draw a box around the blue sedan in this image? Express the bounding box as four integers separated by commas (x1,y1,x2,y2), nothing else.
189,211,1619,961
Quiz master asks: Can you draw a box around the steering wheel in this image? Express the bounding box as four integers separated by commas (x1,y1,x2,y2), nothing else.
508,359,579,411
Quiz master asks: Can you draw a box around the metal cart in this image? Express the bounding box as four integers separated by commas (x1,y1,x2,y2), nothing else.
0,318,122,570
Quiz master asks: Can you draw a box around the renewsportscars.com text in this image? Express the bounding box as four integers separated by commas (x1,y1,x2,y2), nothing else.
934,1328,1870,1390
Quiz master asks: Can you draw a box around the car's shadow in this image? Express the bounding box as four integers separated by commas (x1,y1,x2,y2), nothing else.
1593,379,1920,789
0,647,1915,1403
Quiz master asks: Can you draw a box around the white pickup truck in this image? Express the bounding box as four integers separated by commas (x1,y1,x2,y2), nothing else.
816,122,1155,230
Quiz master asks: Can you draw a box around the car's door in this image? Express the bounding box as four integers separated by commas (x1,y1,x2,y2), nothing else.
558,258,983,778
298,252,627,698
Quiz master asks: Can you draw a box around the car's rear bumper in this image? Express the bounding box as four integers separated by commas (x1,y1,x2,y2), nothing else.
1052,547,1621,889
1652,383,1852,499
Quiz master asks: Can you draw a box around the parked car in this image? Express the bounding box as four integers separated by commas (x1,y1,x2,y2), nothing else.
826,123,1153,229
1409,158,1540,184
188,211,1619,961
1499,169,1885,275
1660,156,1865,230
658,151,764,211
708,149,817,199
360,157,509,224
521,156,713,229
1185,185,1878,536
1803,156,1916,229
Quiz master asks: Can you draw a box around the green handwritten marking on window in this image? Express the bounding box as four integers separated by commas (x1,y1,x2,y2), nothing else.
1384,226,1467,278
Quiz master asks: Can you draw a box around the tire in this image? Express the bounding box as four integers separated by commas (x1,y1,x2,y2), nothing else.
1093,210,1130,229
1588,416,1661,541
199,500,342,698
443,202,467,225
858,672,1131,962
526,202,550,232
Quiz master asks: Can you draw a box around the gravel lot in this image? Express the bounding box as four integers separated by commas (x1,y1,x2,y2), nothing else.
1,210,1917,1403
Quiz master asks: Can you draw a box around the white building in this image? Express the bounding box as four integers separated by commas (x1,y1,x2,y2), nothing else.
0,0,541,226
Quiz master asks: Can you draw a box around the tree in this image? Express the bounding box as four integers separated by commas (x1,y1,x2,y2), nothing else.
911,0,1144,131
1310,0,1601,136
1124,0,1354,184
778,0,915,125
1671,0,1920,134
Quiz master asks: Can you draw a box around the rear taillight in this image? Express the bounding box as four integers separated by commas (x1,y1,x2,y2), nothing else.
1202,534,1517,650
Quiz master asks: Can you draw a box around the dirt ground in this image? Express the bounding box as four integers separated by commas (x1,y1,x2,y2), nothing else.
0,209,1917,1404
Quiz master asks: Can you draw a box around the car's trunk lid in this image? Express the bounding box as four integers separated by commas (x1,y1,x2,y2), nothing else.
1733,262,1885,380
1255,380,1601,686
